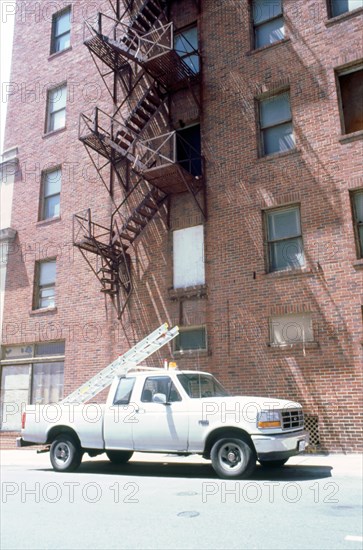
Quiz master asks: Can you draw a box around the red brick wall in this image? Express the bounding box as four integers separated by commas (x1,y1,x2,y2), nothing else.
2,0,362,452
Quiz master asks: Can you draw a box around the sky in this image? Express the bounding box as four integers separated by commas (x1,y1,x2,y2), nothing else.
0,1,16,154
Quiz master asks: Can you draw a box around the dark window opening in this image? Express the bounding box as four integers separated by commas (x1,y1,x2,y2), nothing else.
176,124,202,177
338,68,363,134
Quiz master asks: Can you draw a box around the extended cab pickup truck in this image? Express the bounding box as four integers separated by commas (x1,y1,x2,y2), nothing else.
18,369,309,478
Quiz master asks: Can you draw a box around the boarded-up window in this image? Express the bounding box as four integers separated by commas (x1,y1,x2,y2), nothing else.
338,67,363,134
173,225,205,288
270,314,314,345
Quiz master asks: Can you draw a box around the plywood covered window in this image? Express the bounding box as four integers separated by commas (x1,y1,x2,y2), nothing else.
173,225,205,288
270,314,314,346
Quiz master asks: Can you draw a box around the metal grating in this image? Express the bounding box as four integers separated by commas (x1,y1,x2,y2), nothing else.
305,415,320,446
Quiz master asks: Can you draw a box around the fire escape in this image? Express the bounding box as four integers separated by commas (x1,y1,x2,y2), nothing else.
73,0,204,318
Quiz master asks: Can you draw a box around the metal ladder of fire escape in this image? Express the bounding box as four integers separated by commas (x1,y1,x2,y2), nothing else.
61,323,179,404
75,0,170,315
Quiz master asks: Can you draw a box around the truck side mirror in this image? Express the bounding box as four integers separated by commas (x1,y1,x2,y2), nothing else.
153,393,167,404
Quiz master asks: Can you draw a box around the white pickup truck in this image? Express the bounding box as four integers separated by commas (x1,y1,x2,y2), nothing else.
18,369,309,478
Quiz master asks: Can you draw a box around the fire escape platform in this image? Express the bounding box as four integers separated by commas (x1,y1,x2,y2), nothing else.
142,164,203,194
80,132,128,163
143,50,199,92
84,35,130,72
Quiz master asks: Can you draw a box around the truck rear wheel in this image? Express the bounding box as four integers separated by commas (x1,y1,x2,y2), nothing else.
210,437,256,479
106,450,134,464
50,434,83,472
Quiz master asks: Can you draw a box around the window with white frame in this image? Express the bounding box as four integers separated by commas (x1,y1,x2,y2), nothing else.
0,342,65,430
174,326,207,352
329,0,363,17
252,0,284,49
40,167,61,220
352,189,363,258
173,225,205,288
34,259,56,309
336,66,363,135
259,91,295,156
51,7,71,54
174,25,199,74
46,84,67,133
266,206,305,272
270,314,314,346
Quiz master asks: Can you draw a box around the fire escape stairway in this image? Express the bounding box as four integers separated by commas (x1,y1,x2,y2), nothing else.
74,187,167,301
84,0,165,70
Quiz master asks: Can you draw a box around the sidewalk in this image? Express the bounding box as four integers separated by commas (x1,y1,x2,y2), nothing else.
1,449,362,477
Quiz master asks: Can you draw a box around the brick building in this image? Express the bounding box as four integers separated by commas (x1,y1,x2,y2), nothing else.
1,0,362,451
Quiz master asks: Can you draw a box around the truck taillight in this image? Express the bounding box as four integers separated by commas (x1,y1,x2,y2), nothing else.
21,412,26,430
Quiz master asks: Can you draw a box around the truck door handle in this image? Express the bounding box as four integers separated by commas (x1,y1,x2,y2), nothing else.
136,408,145,414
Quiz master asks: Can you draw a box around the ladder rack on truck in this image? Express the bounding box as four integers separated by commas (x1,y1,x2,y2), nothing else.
61,323,179,404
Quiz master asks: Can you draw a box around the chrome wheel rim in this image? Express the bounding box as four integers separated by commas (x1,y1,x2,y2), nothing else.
218,443,243,471
54,442,71,466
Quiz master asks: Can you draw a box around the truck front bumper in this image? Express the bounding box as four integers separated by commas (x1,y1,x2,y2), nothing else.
251,430,309,461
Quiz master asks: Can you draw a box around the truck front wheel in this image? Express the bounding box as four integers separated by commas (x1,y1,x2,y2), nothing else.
106,450,134,464
210,437,256,479
50,434,83,472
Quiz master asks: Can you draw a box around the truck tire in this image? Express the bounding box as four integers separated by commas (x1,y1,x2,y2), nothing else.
106,450,134,464
259,458,288,468
210,437,256,479
50,434,83,472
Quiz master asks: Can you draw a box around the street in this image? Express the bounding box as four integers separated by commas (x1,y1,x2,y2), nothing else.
1,451,362,550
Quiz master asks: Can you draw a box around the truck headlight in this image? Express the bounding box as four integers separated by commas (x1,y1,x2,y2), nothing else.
257,410,281,429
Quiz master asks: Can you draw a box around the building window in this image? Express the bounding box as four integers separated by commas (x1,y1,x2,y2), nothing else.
40,167,61,220
265,206,305,272
336,66,363,134
259,91,295,156
0,342,65,430
252,0,284,49
173,225,205,288
174,25,199,74
352,190,363,258
329,0,363,17
46,84,67,133
270,314,314,346
51,7,71,54
176,124,202,176
174,327,207,352
34,259,56,310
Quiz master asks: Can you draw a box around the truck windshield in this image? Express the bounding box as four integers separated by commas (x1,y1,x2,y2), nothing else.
177,373,229,398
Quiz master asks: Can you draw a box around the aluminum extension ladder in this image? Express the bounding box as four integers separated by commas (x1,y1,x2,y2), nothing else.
61,323,179,404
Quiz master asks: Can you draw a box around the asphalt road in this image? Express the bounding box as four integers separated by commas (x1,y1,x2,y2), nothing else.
0,451,362,550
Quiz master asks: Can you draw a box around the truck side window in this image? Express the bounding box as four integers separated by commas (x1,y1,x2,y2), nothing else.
113,377,135,405
141,376,182,403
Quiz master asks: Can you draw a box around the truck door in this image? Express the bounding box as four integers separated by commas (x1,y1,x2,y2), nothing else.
103,377,136,450
132,375,189,452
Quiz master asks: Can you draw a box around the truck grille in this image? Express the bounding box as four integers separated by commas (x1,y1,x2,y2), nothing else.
281,409,304,430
